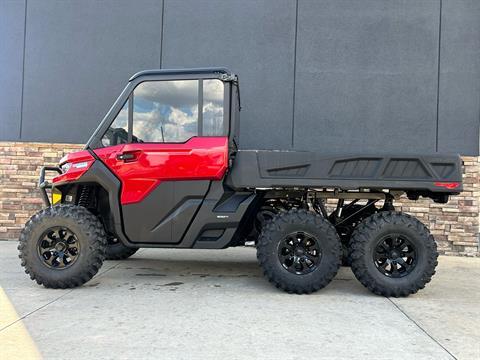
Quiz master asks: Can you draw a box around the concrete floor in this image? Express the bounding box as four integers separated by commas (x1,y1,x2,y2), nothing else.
0,240,479,360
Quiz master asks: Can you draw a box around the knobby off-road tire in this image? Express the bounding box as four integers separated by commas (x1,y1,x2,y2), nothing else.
349,211,438,297
105,239,138,260
257,209,342,294
18,204,107,288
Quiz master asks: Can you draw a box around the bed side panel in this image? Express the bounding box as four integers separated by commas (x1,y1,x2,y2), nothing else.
226,150,462,192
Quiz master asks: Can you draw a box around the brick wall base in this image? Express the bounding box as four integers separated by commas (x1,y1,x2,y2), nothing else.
1,141,478,256
0,142,83,240
396,157,480,256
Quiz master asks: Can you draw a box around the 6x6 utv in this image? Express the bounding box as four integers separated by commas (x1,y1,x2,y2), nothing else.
19,68,462,296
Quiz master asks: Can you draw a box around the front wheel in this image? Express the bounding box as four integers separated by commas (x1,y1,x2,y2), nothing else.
349,211,438,297
18,205,107,288
257,209,342,294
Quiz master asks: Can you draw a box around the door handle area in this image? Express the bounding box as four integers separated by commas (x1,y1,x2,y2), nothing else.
116,151,139,162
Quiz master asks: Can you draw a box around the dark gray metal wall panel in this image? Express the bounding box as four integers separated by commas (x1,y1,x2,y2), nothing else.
0,0,25,140
162,0,296,149
437,0,480,155
21,0,163,143
294,0,440,155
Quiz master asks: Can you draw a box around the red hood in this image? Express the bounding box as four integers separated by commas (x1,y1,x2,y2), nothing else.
58,150,94,166
53,150,95,184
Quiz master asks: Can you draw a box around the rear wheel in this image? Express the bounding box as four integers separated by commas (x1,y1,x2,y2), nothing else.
349,211,438,297
257,209,341,294
18,205,107,288
105,237,138,260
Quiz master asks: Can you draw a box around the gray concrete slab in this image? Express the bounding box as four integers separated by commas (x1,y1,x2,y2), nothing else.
0,240,478,359
391,256,480,359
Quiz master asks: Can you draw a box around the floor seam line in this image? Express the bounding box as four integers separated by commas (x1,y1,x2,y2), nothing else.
0,289,73,333
387,298,458,360
97,262,121,277
0,262,120,333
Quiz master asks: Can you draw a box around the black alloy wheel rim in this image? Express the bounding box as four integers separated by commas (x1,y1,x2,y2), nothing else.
373,233,417,278
37,226,80,269
278,231,322,275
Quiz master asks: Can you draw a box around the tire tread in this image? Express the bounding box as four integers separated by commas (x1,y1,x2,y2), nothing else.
257,208,341,294
18,204,107,288
349,211,438,297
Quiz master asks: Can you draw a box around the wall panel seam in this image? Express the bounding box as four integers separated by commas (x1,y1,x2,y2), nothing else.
19,0,27,139
160,0,165,68
291,0,299,148
435,0,443,152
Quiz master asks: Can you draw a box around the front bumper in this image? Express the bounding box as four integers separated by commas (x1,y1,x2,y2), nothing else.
38,166,62,207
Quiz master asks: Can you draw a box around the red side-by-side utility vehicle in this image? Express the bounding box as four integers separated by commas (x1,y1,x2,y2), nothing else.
19,68,463,296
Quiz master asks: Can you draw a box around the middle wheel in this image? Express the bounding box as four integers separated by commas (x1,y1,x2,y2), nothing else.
257,209,342,294
105,237,138,260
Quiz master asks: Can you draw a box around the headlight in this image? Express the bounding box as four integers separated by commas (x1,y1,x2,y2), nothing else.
72,161,89,169
60,162,71,173
60,161,89,173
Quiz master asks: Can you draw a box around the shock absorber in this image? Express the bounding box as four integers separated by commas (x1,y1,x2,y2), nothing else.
382,195,395,211
78,186,91,208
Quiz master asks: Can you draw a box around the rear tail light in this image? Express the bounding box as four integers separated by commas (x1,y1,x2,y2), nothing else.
434,182,460,189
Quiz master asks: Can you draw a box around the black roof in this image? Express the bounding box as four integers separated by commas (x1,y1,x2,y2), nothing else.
129,67,233,81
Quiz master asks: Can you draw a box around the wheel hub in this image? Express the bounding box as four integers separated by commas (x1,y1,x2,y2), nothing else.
37,226,80,269
389,250,400,259
55,242,67,252
294,247,305,256
373,233,416,278
278,231,322,275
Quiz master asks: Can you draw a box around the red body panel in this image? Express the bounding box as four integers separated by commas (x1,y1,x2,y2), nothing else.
94,137,229,205
52,150,95,185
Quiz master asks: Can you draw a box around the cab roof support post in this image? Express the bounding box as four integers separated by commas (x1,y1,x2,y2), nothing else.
127,92,134,143
198,79,203,136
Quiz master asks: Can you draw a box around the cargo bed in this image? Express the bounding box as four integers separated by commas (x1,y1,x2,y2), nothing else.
227,150,463,194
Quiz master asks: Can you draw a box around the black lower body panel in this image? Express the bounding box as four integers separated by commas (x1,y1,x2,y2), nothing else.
122,180,257,248
122,181,209,245
185,182,257,249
